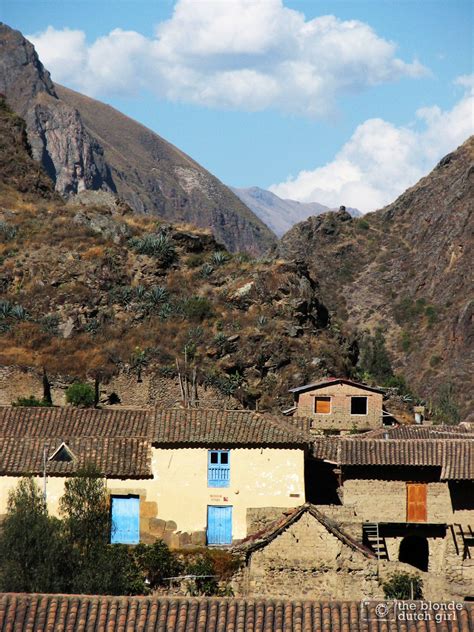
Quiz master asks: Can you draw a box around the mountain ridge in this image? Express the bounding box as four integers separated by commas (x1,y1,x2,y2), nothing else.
232,185,360,237
279,137,474,416
0,23,275,255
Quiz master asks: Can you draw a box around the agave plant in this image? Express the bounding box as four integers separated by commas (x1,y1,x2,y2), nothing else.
0,299,12,318
146,285,169,306
128,233,177,266
134,285,148,301
211,251,228,266
199,263,214,279
10,304,29,320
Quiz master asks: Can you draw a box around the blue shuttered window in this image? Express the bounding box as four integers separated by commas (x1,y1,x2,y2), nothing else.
111,495,140,544
207,506,233,545
208,450,230,487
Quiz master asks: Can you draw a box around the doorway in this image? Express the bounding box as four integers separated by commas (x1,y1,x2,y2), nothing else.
399,535,429,571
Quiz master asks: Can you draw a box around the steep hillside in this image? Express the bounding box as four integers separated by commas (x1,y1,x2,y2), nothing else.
280,137,474,416
232,186,361,237
0,23,275,255
0,98,355,411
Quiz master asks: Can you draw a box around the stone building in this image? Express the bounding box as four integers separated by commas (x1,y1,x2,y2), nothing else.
0,406,307,547
287,378,385,433
308,424,474,600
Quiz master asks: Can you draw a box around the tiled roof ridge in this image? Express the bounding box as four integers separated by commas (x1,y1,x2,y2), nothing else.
152,408,308,446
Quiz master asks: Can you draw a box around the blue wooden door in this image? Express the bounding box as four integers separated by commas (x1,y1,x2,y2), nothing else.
207,505,232,545
111,496,140,544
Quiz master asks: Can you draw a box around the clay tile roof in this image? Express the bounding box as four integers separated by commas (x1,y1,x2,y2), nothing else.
152,409,308,446
0,406,151,437
235,503,375,558
0,407,152,478
289,378,384,394
0,594,472,631
312,435,474,481
358,424,474,440
0,436,151,477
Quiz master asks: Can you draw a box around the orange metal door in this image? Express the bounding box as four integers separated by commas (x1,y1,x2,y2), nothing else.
406,483,427,522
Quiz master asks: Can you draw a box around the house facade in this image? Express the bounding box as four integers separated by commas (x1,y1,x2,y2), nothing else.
288,378,384,433
308,424,474,599
0,407,307,547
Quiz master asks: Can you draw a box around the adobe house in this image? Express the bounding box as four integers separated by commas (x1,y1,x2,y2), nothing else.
0,406,308,547
308,425,474,600
287,378,384,434
234,503,381,600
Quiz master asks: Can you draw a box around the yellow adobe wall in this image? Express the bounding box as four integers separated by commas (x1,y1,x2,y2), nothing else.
151,447,305,541
0,447,305,545
295,383,383,431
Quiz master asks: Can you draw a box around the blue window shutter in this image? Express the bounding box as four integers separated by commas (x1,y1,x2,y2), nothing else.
208,450,230,487
207,506,232,545
111,496,140,544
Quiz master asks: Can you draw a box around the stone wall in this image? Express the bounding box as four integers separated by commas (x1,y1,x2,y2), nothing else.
0,365,239,409
237,512,382,599
294,383,383,431
341,479,471,525
234,510,474,601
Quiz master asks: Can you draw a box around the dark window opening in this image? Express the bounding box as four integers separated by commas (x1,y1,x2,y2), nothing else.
399,535,429,572
220,452,229,465
351,396,368,415
305,459,341,505
210,452,218,464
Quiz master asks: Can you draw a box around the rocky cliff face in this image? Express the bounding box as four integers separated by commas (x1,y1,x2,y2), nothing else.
0,23,275,255
0,23,115,195
280,137,474,416
0,97,355,411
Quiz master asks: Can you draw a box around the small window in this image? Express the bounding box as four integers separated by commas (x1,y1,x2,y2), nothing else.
48,442,75,463
208,450,230,488
315,396,331,414
351,396,368,415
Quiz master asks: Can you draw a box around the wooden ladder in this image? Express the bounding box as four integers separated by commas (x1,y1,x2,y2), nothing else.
363,523,389,560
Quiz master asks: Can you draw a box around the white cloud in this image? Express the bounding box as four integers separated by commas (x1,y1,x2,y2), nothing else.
270,80,474,212
28,0,427,115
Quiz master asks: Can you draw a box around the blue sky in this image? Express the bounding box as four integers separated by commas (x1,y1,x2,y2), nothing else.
2,0,473,211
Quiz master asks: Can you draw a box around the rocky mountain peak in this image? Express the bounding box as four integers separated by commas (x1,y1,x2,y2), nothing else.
0,23,275,254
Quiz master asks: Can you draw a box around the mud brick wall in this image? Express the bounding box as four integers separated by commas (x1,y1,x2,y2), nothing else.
294,383,383,431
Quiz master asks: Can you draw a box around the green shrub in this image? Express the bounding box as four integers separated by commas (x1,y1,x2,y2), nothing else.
432,384,460,425
383,572,423,599
0,220,17,241
65,382,95,408
134,540,182,589
358,329,393,383
40,315,60,335
357,219,370,230
12,396,50,407
401,330,411,352
425,305,437,326
429,355,441,368
182,296,213,322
